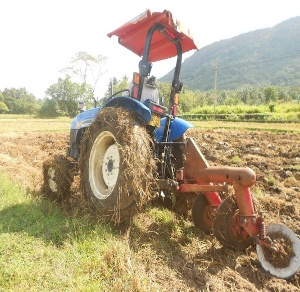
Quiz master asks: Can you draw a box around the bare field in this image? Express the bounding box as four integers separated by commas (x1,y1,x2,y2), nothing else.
191,120,300,132
0,118,70,133
0,118,299,291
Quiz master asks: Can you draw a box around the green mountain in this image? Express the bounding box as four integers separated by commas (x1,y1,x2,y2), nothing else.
160,16,300,90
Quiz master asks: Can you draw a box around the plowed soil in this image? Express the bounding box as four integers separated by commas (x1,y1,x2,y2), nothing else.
0,127,299,291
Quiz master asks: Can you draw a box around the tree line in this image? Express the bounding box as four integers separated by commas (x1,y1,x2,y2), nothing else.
1,51,299,117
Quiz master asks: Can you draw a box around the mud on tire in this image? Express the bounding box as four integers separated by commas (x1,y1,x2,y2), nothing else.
43,155,76,201
79,107,155,223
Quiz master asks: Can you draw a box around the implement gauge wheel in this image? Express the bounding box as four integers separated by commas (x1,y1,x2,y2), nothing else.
192,193,214,233
256,224,300,279
213,194,260,250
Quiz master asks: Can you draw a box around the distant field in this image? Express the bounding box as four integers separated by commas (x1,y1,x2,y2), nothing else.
190,120,300,132
0,117,71,133
0,115,299,134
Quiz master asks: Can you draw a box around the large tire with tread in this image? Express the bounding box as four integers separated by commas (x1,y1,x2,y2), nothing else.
43,155,76,201
213,194,260,250
192,193,214,233
79,108,154,221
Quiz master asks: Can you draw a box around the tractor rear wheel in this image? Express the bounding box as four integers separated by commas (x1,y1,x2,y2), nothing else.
192,193,214,233
43,155,76,201
79,108,154,222
213,194,259,250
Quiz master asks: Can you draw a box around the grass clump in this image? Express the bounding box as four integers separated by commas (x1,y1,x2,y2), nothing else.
0,172,203,291
231,155,243,164
0,172,141,291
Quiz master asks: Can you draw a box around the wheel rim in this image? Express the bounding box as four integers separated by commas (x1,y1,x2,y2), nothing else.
256,224,300,278
102,144,120,188
89,131,120,200
48,167,58,193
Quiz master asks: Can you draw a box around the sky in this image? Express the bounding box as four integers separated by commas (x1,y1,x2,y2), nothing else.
0,0,299,100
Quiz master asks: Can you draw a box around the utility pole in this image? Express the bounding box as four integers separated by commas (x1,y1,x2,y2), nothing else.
110,78,113,96
214,63,218,119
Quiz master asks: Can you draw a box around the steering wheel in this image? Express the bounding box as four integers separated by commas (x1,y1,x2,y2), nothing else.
108,89,130,100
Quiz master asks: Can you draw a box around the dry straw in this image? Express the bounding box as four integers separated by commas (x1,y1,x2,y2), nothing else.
79,107,156,224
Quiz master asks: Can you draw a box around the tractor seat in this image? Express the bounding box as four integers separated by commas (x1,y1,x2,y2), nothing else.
140,76,159,104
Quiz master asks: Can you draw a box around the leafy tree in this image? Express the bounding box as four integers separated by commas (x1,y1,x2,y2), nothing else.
2,87,35,101
46,75,93,117
194,90,207,107
61,51,108,107
112,75,129,94
2,87,38,114
264,86,278,103
157,81,171,106
178,90,198,113
0,101,9,113
102,76,129,105
37,99,59,118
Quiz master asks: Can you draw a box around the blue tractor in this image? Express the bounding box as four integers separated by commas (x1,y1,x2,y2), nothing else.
44,9,199,217
43,10,300,278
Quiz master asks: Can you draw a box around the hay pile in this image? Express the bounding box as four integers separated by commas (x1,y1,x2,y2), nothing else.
79,107,156,223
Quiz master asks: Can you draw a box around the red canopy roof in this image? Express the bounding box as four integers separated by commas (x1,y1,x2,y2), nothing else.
107,10,199,62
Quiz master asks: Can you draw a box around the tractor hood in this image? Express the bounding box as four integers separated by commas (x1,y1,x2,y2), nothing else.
107,9,199,62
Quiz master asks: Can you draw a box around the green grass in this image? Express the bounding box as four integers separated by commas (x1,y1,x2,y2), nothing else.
0,172,133,290
189,120,300,133
189,103,300,116
230,155,243,164
0,173,208,291
183,103,300,122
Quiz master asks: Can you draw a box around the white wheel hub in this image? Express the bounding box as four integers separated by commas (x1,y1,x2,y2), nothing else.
89,131,120,200
48,167,58,193
102,144,120,188
256,224,300,278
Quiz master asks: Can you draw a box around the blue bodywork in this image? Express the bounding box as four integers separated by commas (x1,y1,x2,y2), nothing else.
70,95,193,143
71,107,101,130
71,96,152,130
156,117,194,142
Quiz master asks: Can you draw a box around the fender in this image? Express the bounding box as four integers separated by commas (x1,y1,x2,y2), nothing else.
103,96,151,124
156,117,194,142
71,96,152,130
71,107,101,130
69,96,152,160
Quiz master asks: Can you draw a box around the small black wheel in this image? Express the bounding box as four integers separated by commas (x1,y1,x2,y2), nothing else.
192,193,214,233
43,155,76,201
213,194,260,250
79,107,155,221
